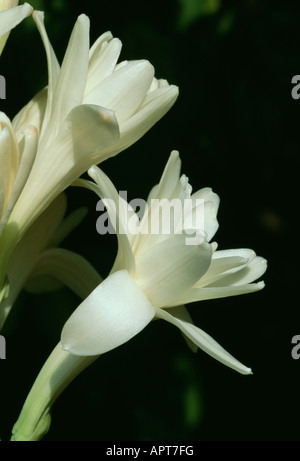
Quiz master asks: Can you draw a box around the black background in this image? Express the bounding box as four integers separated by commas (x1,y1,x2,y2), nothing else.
0,0,299,441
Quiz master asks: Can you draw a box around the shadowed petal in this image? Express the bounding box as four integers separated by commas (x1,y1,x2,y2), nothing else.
164,305,198,352
25,248,102,300
155,307,252,375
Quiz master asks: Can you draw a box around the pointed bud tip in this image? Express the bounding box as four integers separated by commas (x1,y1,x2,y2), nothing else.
170,150,180,159
77,14,89,25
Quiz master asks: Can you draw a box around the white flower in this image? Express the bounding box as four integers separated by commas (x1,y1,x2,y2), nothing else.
62,151,267,374
0,11,178,297
0,2,32,56
10,151,266,441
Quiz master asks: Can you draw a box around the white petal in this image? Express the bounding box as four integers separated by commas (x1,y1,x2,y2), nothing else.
40,14,90,148
0,111,19,185
147,150,182,202
88,166,136,273
87,165,137,241
155,307,252,374
32,12,60,138
0,114,19,214
0,3,32,36
119,84,179,146
172,281,265,305
61,270,155,356
77,166,136,275
0,3,32,54
201,201,219,241
192,187,220,214
0,176,5,219
207,256,267,287
138,84,178,111
0,1,18,11
85,37,122,94
184,188,220,242
134,236,212,307
0,125,37,236
9,105,119,237
12,88,48,139
83,60,154,124
213,248,257,260
164,305,198,352
195,254,249,287
89,31,113,59
90,84,179,162
26,248,102,300
134,151,189,254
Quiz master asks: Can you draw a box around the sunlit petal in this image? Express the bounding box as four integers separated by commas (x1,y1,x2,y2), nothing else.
172,281,265,306
86,36,122,93
40,14,90,148
134,236,212,307
83,60,154,124
9,105,119,237
61,270,155,356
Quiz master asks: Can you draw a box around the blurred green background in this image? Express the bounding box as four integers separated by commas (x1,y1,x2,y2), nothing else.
0,0,299,441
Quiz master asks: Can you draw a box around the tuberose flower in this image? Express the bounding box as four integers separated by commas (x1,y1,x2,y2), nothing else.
11,151,267,441
0,10,178,299
62,151,267,373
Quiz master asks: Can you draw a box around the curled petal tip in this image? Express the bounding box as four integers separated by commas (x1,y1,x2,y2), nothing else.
24,3,34,12
257,281,265,290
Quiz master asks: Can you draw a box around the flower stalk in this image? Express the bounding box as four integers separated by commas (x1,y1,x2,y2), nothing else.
11,343,98,441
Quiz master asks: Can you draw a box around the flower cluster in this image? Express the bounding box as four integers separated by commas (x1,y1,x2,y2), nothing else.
0,1,267,442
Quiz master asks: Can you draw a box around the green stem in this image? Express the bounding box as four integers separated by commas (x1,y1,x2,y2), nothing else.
11,342,98,441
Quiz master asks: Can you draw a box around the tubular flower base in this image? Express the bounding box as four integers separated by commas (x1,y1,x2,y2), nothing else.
11,151,267,441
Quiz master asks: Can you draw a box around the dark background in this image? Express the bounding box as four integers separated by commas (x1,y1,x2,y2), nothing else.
0,0,299,441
